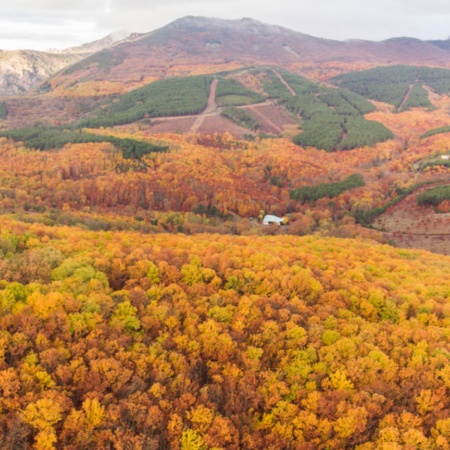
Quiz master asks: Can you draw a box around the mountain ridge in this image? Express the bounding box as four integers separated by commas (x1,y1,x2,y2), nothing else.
48,16,450,93
2,16,450,98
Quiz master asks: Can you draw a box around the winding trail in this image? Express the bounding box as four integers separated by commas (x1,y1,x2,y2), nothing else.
190,78,219,133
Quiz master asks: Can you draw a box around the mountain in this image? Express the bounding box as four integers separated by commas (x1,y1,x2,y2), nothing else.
0,31,133,97
47,30,132,55
0,50,82,96
46,16,450,93
3,16,450,98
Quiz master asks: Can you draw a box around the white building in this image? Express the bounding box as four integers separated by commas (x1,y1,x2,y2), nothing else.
262,214,284,225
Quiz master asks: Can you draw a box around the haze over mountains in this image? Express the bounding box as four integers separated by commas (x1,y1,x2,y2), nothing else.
2,16,450,97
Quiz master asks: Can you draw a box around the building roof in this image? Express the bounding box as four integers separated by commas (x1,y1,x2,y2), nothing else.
262,214,283,224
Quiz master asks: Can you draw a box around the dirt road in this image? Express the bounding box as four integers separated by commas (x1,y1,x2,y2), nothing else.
397,84,413,112
239,102,283,134
272,69,296,97
190,78,219,133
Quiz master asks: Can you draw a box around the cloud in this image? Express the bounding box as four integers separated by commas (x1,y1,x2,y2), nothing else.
0,17,105,50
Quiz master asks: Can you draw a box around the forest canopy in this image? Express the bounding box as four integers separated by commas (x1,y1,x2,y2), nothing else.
273,71,392,151
290,173,365,203
78,75,213,127
0,125,168,159
330,65,450,111
0,219,449,448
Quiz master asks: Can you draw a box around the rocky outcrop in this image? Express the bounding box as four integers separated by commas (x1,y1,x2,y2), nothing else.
0,50,83,96
0,31,132,97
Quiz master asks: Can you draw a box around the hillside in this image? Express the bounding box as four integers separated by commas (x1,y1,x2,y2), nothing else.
8,63,450,151
1,16,450,449
3,17,450,99
1,31,450,259
0,31,133,97
0,50,82,96
2,60,450,257
331,65,450,111
40,17,450,96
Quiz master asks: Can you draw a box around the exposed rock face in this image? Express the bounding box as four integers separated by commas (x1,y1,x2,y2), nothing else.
0,50,84,96
0,31,132,97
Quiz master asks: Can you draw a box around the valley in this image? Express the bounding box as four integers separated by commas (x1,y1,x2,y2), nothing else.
3,61,450,256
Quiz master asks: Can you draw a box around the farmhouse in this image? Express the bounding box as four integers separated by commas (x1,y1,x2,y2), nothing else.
262,214,286,225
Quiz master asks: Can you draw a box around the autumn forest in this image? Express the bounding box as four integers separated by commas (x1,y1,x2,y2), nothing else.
1,16,450,450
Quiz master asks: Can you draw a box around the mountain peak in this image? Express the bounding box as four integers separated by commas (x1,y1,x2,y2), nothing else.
48,29,131,55
163,15,289,36
3,16,450,98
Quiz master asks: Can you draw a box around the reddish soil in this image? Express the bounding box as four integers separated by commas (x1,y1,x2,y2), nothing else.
4,95,104,128
147,117,197,134
385,233,450,255
197,115,255,139
240,102,298,134
136,118,250,140
372,185,450,255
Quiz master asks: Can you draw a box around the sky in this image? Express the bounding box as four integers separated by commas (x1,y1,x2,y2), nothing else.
1,0,450,51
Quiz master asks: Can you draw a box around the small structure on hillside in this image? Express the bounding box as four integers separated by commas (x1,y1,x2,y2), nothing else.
262,214,289,225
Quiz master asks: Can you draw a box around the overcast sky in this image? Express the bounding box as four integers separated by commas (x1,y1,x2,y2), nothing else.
1,0,450,51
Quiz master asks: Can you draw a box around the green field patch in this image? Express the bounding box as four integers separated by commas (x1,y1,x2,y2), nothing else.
216,95,258,106
417,185,450,208
0,102,7,119
339,89,376,115
279,70,323,95
262,71,292,99
221,107,260,131
337,117,394,150
293,114,344,152
290,173,365,203
216,78,265,106
400,84,433,111
0,125,168,160
331,65,450,111
421,126,450,139
79,75,212,128
272,71,391,151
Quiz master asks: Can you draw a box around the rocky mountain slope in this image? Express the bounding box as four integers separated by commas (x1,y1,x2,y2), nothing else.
0,32,132,97
0,50,82,96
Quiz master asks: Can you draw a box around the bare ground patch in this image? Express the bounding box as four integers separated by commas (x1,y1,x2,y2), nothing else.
198,115,255,139
241,102,298,134
147,117,197,134
372,186,450,255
